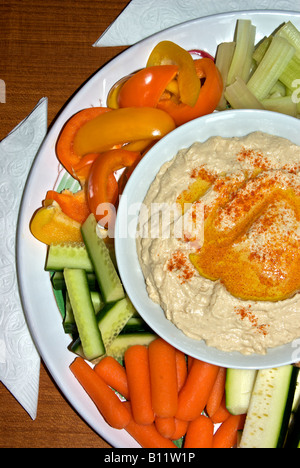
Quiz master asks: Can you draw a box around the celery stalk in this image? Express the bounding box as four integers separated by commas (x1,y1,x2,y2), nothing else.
269,81,286,98
224,76,265,110
215,41,236,110
227,20,256,86
261,95,297,117
246,36,295,101
253,36,272,64
279,55,300,91
276,21,300,59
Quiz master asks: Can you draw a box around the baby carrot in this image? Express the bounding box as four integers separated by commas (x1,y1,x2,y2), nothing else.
94,356,129,400
188,355,194,371
124,402,177,449
124,345,155,425
176,359,219,421
172,418,189,441
148,338,178,418
213,414,244,448
206,367,227,418
184,415,214,448
69,357,130,430
155,416,176,439
210,394,231,424
175,349,188,392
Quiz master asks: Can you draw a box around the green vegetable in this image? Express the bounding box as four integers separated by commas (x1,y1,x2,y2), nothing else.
64,268,105,361
81,214,125,303
247,36,295,101
240,366,299,448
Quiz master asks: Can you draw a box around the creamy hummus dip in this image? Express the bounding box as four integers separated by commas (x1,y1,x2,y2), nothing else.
136,132,300,355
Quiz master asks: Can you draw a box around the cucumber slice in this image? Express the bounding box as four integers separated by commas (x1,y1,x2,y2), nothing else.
46,242,93,272
90,291,104,314
96,297,136,350
121,317,152,334
63,290,104,335
63,292,77,335
106,333,157,363
240,366,299,448
225,369,257,415
81,214,125,303
52,271,97,290
64,268,105,361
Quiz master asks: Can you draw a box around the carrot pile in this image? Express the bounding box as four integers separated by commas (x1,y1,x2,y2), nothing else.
69,337,246,448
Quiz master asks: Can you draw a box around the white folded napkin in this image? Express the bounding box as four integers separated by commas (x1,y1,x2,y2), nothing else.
94,0,299,47
0,97,48,420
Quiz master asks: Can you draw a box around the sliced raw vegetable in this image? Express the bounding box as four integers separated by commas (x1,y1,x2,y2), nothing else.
261,95,297,116
157,58,223,126
96,296,135,350
227,19,256,85
56,107,112,183
105,333,157,363
30,202,83,245
81,214,125,303
225,369,257,415
51,271,97,291
215,41,236,110
45,242,94,272
64,268,105,360
285,395,300,448
239,366,299,448
279,55,300,91
224,76,265,110
276,21,300,58
246,35,295,101
146,40,201,107
87,149,140,226
45,189,90,224
292,370,300,412
73,107,176,157
117,65,179,108
63,292,77,335
252,36,272,64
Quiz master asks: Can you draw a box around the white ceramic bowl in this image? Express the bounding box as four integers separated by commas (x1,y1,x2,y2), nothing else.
115,109,300,370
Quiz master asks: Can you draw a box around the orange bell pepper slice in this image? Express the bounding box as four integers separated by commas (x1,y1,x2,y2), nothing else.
87,149,141,227
72,107,176,158
106,74,134,109
56,107,112,183
30,202,83,245
45,189,90,225
117,65,179,108
157,58,223,127
147,41,201,108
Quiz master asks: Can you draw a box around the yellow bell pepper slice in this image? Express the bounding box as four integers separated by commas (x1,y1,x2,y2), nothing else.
72,107,176,157
30,202,83,245
146,41,201,107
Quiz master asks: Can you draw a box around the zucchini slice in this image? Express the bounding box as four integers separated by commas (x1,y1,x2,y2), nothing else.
240,366,299,448
225,369,257,415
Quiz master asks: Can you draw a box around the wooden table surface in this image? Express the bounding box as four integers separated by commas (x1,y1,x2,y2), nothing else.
0,0,131,448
